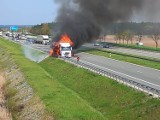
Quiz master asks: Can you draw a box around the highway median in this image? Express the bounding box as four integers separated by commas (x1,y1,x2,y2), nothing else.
81,48,160,70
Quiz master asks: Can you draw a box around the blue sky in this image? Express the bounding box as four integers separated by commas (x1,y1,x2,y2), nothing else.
1,0,160,25
0,0,58,25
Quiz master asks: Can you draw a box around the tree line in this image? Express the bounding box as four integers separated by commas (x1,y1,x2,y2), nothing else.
30,22,160,35
29,22,57,36
30,22,160,48
105,22,160,35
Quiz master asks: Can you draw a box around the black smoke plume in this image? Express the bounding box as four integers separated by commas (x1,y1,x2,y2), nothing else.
53,0,144,48
133,0,160,22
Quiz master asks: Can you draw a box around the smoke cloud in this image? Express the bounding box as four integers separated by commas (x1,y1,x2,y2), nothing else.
53,0,144,48
132,0,160,22
22,45,49,63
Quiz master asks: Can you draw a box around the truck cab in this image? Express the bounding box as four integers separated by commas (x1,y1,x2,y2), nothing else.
59,43,72,58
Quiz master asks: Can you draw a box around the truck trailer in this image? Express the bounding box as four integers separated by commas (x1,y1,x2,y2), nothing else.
36,35,49,45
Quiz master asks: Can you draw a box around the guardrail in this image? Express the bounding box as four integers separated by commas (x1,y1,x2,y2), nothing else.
65,58,160,98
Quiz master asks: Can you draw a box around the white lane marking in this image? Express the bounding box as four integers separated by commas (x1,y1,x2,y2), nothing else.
137,71,143,73
78,58,160,88
104,46,160,57
82,52,160,72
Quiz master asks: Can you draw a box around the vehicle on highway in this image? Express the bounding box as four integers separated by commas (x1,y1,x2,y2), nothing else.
25,38,36,44
36,35,50,45
103,43,112,48
9,32,12,37
5,31,10,36
136,42,143,46
0,31,2,36
50,34,73,58
20,35,27,40
51,42,73,58
94,42,100,46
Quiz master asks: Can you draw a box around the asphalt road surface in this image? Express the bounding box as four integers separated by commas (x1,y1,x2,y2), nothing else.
71,52,160,91
3,36,50,53
106,47,160,59
29,44,50,53
83,44,160,60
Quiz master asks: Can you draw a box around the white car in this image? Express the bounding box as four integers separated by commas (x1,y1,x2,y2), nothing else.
21,36,27,40
9,33,12,37
0,31,2,36
20,35,27,40
94,42,100,46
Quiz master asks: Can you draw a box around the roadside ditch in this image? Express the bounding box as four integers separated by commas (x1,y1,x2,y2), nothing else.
0,48,53,120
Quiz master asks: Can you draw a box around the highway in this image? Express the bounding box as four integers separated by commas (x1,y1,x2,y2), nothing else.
107,47,160,59
3,37,160,96
29,44,50,53
83,44,160,60
71,52,160,91
7,37,160,60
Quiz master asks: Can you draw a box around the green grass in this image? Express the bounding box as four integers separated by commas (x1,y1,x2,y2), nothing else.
40,57,160,120
84,49,160,70
1,38,160,120
0,38,105,120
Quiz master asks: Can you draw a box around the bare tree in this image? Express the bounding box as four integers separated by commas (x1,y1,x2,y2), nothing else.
122,32,126,44
115,33,122,44
115,31,134,45
114,34,119,43
151,33,160,48
123,31,134,45
128,31,134,45
120,31,130,44
98,36,103,42
130,35,134,45
137,33,143,43
126,35,130,45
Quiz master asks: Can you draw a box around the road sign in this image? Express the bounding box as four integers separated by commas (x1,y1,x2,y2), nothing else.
10,26,19,31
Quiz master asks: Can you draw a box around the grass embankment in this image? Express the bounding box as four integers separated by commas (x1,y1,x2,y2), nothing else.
1,38,160,120
0,38,104,120
83,49,160,70
40,57,160,120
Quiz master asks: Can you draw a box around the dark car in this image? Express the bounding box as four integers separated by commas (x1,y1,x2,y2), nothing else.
103,45,109,48
103,43,112,48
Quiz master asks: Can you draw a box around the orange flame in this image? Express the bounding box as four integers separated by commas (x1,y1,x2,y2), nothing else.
49,49,54,56
59,33,73,46
51,33,73,57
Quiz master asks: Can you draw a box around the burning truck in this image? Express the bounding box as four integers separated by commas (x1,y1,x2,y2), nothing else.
50,33,73,58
